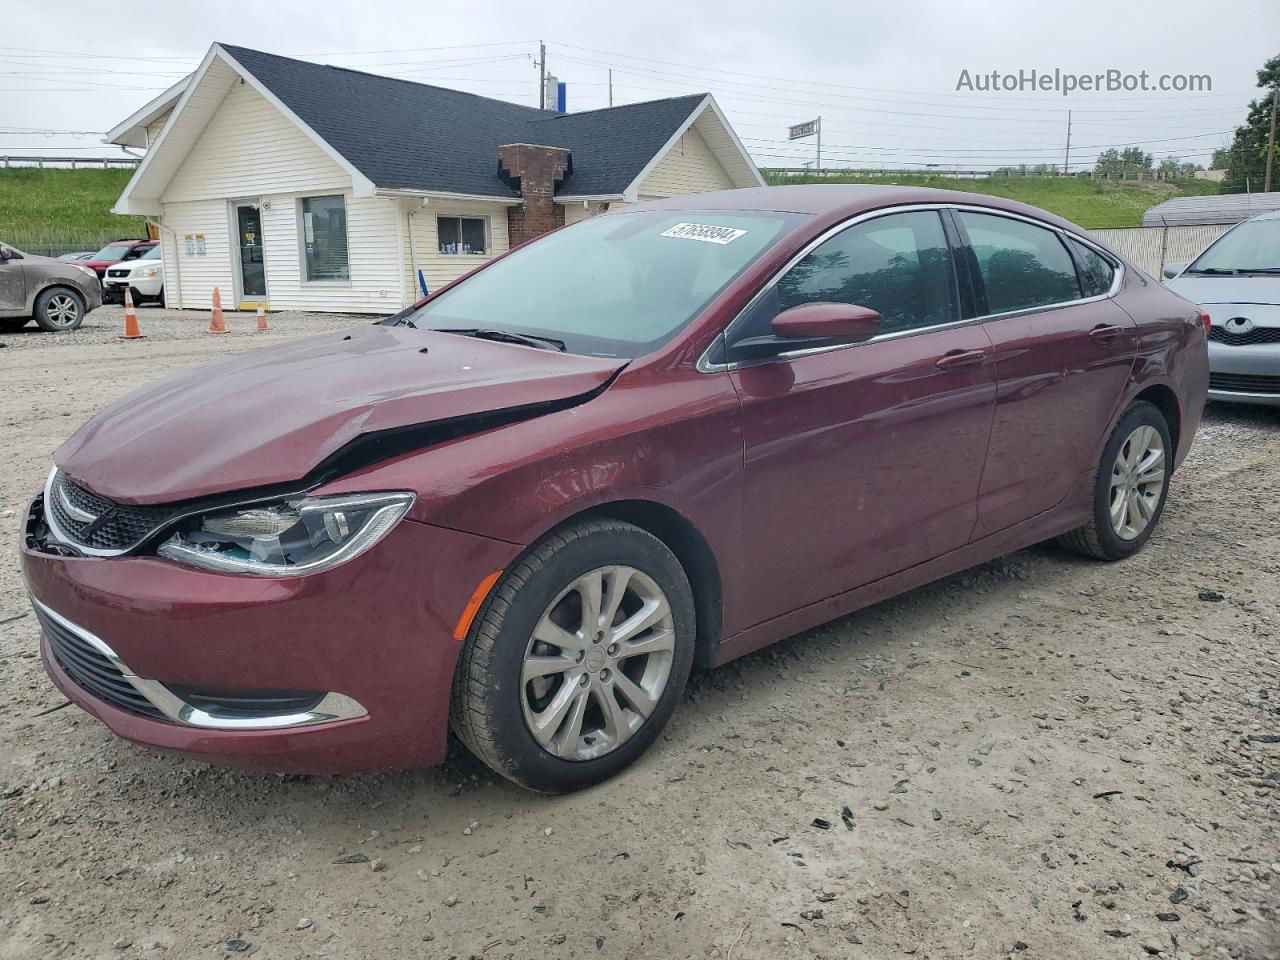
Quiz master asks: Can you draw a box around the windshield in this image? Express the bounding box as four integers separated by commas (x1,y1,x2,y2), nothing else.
1187,218,1280,273
407,209,806,357
139,246,161,260
93,244,134,260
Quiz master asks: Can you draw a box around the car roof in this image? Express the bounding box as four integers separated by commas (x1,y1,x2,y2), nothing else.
637,184,1087,233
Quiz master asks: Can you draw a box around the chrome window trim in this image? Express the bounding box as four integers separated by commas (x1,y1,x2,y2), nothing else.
31,595,368,730
696,202,1125,374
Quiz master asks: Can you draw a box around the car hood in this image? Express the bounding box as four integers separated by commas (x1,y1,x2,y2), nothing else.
54,324,626,505
1165,275,1280,306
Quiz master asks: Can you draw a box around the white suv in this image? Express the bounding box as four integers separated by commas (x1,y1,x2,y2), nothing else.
102,246,164,305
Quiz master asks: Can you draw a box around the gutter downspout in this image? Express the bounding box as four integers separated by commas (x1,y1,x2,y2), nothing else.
147,214,180,309
407,198,429,302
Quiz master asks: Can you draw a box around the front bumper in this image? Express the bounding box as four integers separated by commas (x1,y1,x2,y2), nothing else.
20,497,520,773
1207,338,1280,407
103,275,161,302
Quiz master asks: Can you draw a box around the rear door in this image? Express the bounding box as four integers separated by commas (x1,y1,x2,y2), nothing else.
953,210,1136,539
726,209,997,627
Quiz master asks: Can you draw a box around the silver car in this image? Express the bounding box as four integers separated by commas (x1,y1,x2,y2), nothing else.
1164,210,1280,407
0,242,103,333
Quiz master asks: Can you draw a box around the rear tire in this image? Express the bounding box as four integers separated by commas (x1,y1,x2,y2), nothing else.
32,287,85,332
451,518,696,793
1057,401,1172,561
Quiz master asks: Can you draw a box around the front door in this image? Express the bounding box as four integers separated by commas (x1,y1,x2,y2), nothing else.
727,210,997,627
952,211,1137,539
233,202,267,307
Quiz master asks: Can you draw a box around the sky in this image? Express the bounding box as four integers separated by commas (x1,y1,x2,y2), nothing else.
2,0,1277,173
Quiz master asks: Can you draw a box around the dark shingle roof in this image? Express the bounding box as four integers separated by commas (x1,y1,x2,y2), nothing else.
219,44,706,198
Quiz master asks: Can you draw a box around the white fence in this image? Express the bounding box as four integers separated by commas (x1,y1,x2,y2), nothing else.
1091,224,1231,277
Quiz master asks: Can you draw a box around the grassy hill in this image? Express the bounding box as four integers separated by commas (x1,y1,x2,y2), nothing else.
762,171,1220,229
0,168,146,256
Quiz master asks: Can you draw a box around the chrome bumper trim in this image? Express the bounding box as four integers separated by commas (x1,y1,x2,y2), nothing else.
31,596,368,730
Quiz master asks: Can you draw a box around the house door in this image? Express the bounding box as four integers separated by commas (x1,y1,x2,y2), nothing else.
233,201,267,308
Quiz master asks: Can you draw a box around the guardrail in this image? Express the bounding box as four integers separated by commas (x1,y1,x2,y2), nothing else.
0,155,140,169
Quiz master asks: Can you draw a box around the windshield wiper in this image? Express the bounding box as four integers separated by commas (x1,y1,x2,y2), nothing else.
436,328,566,351
1185,267,1239,275
1237,267,1280,275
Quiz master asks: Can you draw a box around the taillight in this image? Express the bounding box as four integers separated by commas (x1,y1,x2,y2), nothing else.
1200,310,1211,336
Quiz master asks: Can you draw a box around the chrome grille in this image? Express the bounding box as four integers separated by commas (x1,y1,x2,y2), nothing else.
1208,326,1280,346
46,470,176,553
35,605,166,720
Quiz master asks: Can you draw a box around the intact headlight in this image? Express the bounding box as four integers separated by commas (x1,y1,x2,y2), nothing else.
137,265,160,278
157,492,414,576
73,265,97,280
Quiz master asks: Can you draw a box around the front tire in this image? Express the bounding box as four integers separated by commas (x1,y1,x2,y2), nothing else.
451,519,696,793
33,287,85,332
1058,401,1172,561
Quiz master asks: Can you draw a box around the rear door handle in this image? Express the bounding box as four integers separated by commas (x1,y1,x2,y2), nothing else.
935,348,987,369
1089,324,1125,341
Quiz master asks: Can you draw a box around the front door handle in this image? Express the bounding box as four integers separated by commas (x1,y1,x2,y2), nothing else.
1089,324,1125,341
935,348,987,369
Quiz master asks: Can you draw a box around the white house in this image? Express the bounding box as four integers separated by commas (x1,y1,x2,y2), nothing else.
106,43,764,314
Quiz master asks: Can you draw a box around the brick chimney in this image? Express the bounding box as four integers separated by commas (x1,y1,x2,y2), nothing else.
497,143,572,246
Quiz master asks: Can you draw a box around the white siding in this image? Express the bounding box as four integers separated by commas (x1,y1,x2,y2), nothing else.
402,199,511,300
257,193,403,313
144,109,172,149
162,81,349,203
156,199,231,310
1092,224,1231,277
637,125,735,199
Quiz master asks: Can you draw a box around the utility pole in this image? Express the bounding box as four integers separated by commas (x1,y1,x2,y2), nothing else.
608,69,613,108
816,116,822,173
1063,110,1072,175
1265,85,1277,193
538,41,546,110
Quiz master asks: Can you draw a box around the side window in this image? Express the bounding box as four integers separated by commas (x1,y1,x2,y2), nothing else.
728,211,957,358
1066,237,1116,298
958,212,1080,314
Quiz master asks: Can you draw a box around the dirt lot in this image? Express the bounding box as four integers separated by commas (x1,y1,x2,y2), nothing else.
0,306,1277,960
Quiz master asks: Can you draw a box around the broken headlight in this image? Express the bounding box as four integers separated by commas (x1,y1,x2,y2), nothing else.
157,492,414,576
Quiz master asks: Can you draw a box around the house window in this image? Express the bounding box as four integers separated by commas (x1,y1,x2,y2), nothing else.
438,216,487,255
301,195,350,281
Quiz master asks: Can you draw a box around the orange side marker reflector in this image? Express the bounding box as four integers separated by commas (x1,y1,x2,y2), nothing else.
454,571,503,640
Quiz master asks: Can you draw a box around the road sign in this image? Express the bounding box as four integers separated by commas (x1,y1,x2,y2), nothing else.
788,120,818,140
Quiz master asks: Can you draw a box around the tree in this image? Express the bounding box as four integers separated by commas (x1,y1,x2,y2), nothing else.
1095,146,1154,177
1209,147,1230,170
1157,157,1205,179
1221,54,1279,193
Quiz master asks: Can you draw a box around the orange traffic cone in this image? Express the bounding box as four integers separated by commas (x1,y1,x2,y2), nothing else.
207,288,228,335
255,302,269,332
119,288,144,340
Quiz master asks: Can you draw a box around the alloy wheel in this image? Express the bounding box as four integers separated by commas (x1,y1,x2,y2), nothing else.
1109,424,1166,541
521,565,675,761
45,294,80,328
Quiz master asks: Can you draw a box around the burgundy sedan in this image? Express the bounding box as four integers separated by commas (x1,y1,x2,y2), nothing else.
20,186,1208,793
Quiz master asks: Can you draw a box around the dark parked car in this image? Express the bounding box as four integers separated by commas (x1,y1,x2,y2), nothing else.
21,186,1208,793
79,238,157,279
1,242,103,332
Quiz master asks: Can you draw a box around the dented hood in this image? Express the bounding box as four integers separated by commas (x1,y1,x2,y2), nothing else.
55,324,624,504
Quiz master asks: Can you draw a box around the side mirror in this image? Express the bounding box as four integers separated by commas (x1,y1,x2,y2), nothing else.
772,301,881,341
1162,261,1186,280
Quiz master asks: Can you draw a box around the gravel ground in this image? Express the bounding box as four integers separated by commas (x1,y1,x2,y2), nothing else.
0,306,1277,960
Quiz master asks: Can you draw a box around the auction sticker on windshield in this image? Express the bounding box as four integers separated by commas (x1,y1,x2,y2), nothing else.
660,223,748,244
